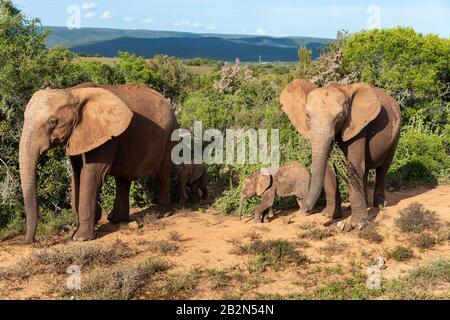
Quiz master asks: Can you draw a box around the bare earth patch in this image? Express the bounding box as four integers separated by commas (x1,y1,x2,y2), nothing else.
0,185,449,299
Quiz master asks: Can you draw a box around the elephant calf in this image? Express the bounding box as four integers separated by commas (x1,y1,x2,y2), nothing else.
177,163,208,206
238,162,310,223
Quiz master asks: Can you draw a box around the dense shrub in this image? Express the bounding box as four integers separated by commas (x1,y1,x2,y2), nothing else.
343,27,450,128
148,54,194,102
389,125,450,186
0,1,77,235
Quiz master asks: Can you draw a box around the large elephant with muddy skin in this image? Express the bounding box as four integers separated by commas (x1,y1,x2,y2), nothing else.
19,83,178,243
280,80,401,230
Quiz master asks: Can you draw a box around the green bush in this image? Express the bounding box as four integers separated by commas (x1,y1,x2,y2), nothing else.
389,125,450,186
343,27,450,128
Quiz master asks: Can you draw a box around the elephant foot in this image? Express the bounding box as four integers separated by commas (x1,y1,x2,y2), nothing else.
157,205,174,218
337,217,368,232
107,211,130,224
373,197,387,209
72,228,95,241
253,217,264,224
321,206,342,219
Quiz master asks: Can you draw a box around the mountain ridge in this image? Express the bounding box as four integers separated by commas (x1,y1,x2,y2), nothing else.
45,26,333,61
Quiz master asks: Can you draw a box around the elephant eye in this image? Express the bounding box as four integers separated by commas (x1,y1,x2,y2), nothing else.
48,118,58,129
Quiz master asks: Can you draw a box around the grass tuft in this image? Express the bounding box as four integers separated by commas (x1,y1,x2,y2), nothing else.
395,203,440,233
411,233,437,249
298,227,336,241
359,223,384,243
0,240,133,279
75,258,169,300
232,239,308,271
387,245,414,261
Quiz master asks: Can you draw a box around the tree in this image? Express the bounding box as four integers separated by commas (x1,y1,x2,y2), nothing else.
343,27,450,128
148,55,194,102
0,0,75,235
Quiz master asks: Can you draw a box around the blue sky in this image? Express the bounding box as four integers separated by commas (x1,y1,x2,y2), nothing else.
13,0,450,38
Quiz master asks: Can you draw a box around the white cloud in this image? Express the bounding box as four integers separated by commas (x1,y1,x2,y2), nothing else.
141,17,154,24
123,17,134,22
173,20,217,31
174,20,201,28
205,24,216,31
83,11,96,19
255,27,268,35
101,11,113,20
81,2,96,10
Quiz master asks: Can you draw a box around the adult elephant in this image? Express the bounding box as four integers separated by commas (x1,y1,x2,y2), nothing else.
280,79,401,229
19,83,178,243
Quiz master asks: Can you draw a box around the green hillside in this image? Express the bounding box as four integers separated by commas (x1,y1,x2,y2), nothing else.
44,26,333,61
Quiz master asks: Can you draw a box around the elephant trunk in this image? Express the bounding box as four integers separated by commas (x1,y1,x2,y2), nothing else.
304,133,333,213
19,123,41,243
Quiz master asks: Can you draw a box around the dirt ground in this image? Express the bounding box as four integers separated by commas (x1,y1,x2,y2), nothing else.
0,185,449,300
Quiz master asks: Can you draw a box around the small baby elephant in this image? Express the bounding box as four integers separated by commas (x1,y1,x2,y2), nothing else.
238,162,310,223
176,163,208,206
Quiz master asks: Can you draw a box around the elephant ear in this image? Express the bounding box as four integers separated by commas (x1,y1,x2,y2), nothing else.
256,174,271,196
67,88,133,156
280,79,318,139
189,165,205,184
341,83,381,142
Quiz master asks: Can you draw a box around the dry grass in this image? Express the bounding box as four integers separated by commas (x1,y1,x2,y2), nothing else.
140,239,179,255
395,203,441,233
168,231,184,242
0,240,133,279
298,227,336,241
387,245,414,262
410,233,437,250
359,223,384,243
319,240,348,256
231,239,308,271
158,269,201,299
74,258,170,300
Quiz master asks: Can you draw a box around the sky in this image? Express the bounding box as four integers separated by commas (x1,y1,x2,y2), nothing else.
13,0,450,38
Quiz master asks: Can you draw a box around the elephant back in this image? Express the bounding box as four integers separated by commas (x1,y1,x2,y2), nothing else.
275,162,310,198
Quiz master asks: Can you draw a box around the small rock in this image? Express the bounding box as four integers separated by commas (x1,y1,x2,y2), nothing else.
336,221,346,231
128,221,140,230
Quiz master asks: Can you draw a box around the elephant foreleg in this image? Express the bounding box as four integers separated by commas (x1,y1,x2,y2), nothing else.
345,135,369,227
255,188,275,223
70,156,82,223
73,164,108,241
374,142,397,208
322,163,342,219
107,177,131,224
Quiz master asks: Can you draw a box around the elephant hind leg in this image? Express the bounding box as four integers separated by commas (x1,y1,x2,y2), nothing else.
107,177,131,224
199,174,208,199
190,180,201,203
374,144,397,208
157,145,173,207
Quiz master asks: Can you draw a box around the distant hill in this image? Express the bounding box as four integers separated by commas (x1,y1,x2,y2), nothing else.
44,26,333,62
